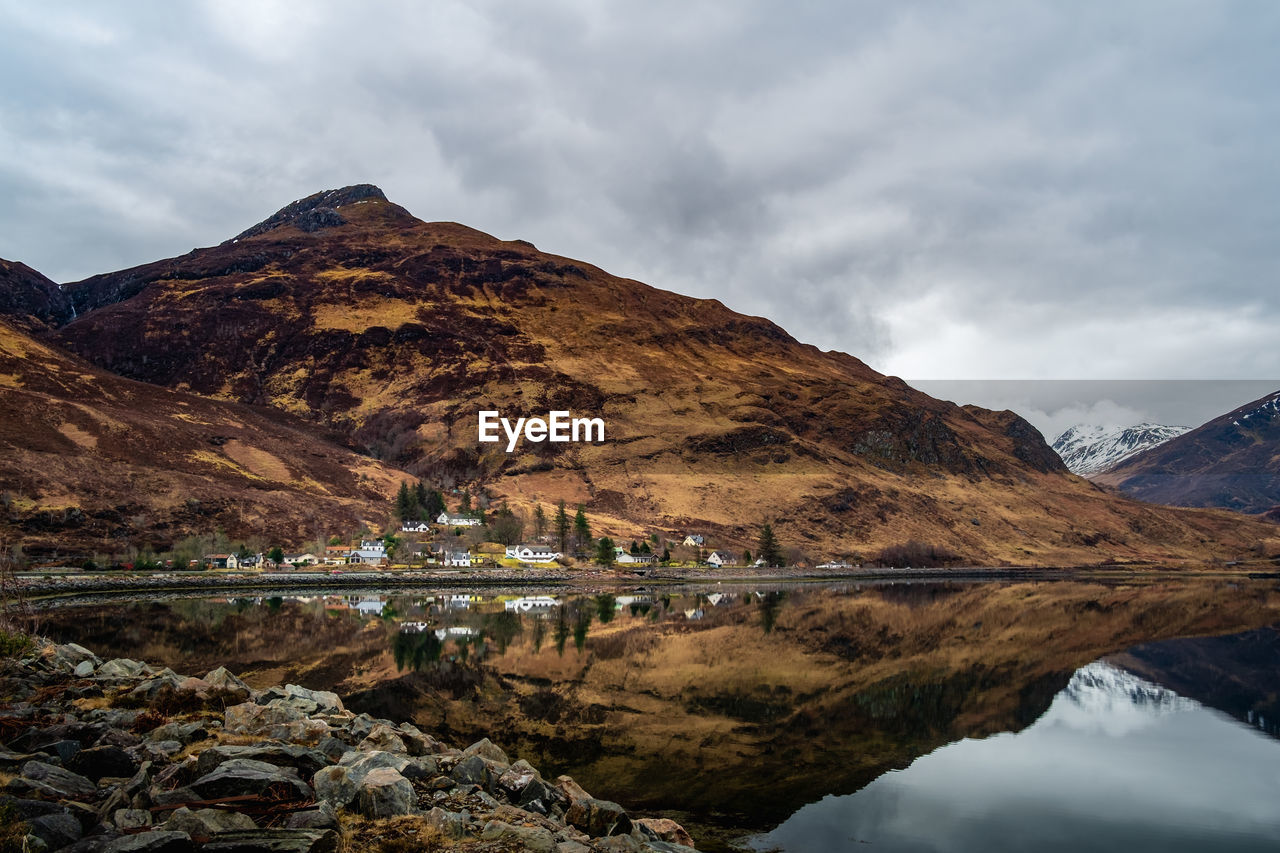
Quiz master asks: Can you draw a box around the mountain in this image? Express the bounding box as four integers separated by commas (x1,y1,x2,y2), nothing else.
0,315,406,559
0,257,74,331
1052,423,1191,476
18,184,1277,564
1093,391,1280,515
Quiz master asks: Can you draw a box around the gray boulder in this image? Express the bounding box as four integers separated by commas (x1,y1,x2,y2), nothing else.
353,767,414,818
189,759,310,801
566,797,632,837
68,744,136,780
356,723,407,754
480,819,557,853
163,806,258,835
200,828,338,853
223,701,307,735
96,659,148,679
462,737,509,766
423,806,466,840
27,812,83,849
284,802,338,831
17,760,97,798
113,808,153,830
202,667,252,701
103,830,195,853
195,744,328,779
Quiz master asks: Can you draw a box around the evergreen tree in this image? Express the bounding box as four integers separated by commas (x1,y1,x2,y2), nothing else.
267,546,284,567
629,540,640,555
595,537,616,568
640,541,651,554
425,489,445,519
533,504,547,539
460,489,472,513
758,523,784,567
660,547,670,563
555,501,570,553
743,549,753,565
573,505,591,554
395,482,415,520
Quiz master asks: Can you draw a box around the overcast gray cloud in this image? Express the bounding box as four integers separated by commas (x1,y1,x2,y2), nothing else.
2,0,1279,401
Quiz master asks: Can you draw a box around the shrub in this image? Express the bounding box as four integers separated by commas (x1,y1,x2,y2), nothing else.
873,540,962,568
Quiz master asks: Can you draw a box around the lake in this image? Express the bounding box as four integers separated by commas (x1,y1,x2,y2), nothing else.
33,577,1280,851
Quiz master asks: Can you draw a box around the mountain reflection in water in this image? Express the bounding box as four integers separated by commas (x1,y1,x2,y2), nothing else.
747,661,1280,853
33,579,1280,851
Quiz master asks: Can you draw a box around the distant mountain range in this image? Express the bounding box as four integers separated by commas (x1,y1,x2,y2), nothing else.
1093,391,1280,516
1,184,1275,562
1052,423,1191,477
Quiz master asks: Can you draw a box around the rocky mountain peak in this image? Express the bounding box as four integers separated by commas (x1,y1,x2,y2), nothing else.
229,184,391,242
0,257,75,329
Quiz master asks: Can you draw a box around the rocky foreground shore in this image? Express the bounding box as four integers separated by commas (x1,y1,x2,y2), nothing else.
0,639,697,853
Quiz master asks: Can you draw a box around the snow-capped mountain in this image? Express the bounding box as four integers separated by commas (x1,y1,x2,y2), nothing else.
1052,423,1191,477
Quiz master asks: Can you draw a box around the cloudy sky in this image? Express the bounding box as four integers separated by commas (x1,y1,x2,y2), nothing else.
2,1,1277,432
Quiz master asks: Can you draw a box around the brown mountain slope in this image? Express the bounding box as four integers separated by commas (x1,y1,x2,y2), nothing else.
0,317,405,559
1094,390,1280,515
0,257,74,332
49,186,1277,564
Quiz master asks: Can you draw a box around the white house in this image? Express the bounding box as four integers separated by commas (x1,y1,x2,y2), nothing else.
437,511,482,527
505,544,561,563
445,551,472,567
347,539,388,565
204,553,239,569
283,553,319,567
707,550,737,567
401,520,431,533
683,534,706,547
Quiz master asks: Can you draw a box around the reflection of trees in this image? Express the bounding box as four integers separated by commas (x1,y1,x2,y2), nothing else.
532,617,547,653
392,630,444,672
574,604,593,652
484,611,524,654
759,591,787,634
596,594,617,624
266,596,283,613
554,606,571,656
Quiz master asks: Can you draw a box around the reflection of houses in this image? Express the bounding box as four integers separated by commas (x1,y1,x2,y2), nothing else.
204,554,239,569
683,534,706,547
400,621,432,633
614,595,653,609
437,512,482,527
352,597,386,616
505,596,560,614
435,626,478,640
684,608,705,620
442,594,480,609
505,544,561,563
705,592,734,607
347,540,388,565
707,550,737,567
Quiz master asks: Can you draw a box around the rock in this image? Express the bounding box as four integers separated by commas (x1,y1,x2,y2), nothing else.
176,676,213,694
114,808,153,830
195,744,329,779
27,812,83,849
148,722,211,746
203,667,252,700
462,737,509,766
103,831,195,853
283,685,343,714
497,759,540,800
481,819,557,853
284,802,337,831
95,727,142,748
396,723,445,756
311,766,357,809
353,767,414,818
139,740,184,762
75,660,96,677
189,759,310,801
163,806,258,835
402,755,439,780
557,842,595,853
69,744,137,780
449,754,493,787
638,843,699,853
223,701,307,735
17,760,97,798
344,713,376,741
556,775,594,807
566,797,632,837
357,723,408,754
314,737,347,763
338,749,409,777
633,818,697,848
52,643,100,671
200,828,339,853
96,659,148,679
423,806,467,840
269,719,329,745
0,748,54,770
41,738,82,763
595,836,644,853
129,670,185,700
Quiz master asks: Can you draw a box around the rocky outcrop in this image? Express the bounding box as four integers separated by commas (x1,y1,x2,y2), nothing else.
0,639,697,852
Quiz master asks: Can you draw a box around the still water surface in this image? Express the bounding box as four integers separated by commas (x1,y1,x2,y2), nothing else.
36,579,1280,851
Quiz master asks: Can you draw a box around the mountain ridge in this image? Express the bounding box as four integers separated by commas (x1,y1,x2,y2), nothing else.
5,185,1275,563
1052,423,1191,477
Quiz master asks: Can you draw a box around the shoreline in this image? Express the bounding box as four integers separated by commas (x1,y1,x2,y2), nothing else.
0,636,699,852
11,563,1274,601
